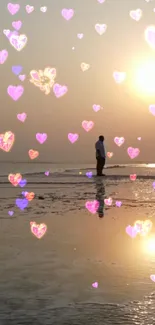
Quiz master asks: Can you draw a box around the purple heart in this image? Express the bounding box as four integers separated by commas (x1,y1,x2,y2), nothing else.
16,198,29,210
115,201,122,207
19,179,27,187
36,133,47,144
61,8,74,20
12,65,23,75
45,171,49,176
21,191,28,196
8,211,14,216
86,171,93,178
152,181,155,189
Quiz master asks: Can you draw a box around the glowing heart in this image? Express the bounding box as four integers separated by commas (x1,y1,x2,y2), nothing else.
81,62,90,72
26,5,34,13
85,200,99,214
82,120,94,132
40,7,47,13
19,75,26,81
130,174,137,181
53,84,68,98
104,197,112,206
93,104,102,112
98,0,105,3
86,171,93,178
36,133,47,144
113,71,126,83
12,65,23,75
150,274,155,282
149,104,155,116
17,112,27,122
61,8,74,20
26,192,35,201
0,131,15,152
0,50,8,64
144,25,155,49
152,181,155,189
9,34,27,51
68,133,79,143
30,222,47,239
45,171,49,176
127,147,140,159
137,137,141,140
19,179,27,187
8,173,22,186
8,211,14,216
7,3,20,15
16,198,28,210
95,23,107,35
77,33,83,39
126,225,137,238
107,152,113,158
3,29,10,36
116,201,122,207
92,282,98,288
7,85,24,101
12,20,22,30
114,137,125,147
28,150,39,160
129,9,142,21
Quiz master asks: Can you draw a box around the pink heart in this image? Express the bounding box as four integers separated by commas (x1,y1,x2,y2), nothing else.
12,20,22,31
92,282,98,288
82,120,94,132
7,3,20,15
93,104,101,112
77,33,83,39
85,200,99,214
19,74,26,81
149,104,155,116
150,274,155,282
53,84,68,98
145,26,155,49
113,71,126,83
68,133,79,143
61,8,74,20
114,137,125,147
17,112,27,122
26,5,34,14
36,133,47,144
127,147,140,159
104,197,112,206
126,225,137,238
0,50,8,64
30,222,47,239
7,85,24,101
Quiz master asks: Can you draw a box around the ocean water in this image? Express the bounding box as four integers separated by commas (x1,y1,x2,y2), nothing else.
1,162,155,324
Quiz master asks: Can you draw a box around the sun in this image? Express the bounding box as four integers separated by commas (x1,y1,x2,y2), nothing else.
144,236,155,254
134,60,155,95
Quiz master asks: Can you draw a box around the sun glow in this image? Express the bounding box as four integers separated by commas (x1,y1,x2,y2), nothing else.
144,236,155,254
134,61,155,95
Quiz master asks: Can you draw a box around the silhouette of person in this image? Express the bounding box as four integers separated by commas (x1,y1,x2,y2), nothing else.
95,177,105,218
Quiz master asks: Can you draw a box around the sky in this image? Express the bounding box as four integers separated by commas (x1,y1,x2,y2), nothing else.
1,0,155,163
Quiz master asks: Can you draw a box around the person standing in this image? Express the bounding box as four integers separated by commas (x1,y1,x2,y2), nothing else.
95,135,106,176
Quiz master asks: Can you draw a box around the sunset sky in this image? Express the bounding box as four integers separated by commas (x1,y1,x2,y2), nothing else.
1,0,155,163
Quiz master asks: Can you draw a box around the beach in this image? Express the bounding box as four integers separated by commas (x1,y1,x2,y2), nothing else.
0,163,155,324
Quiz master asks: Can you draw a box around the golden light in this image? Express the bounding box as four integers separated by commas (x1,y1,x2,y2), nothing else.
134,60,155,95
144,236,155,254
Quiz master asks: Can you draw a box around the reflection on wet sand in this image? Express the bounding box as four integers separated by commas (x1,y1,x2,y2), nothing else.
95,177,105,218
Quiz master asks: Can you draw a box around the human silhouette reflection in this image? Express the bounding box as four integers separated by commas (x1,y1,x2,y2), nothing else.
95,177,105,218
